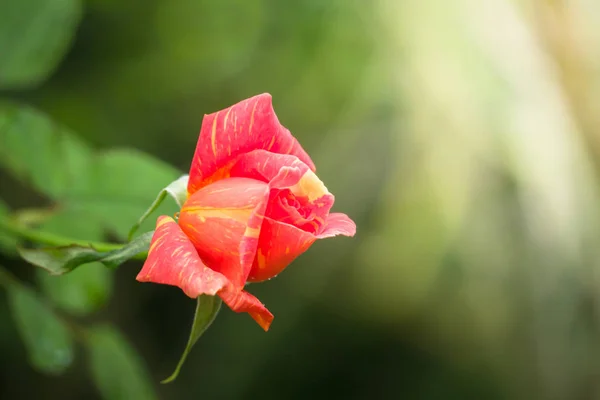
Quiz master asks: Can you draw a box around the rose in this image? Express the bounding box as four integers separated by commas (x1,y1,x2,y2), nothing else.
136,94,356,330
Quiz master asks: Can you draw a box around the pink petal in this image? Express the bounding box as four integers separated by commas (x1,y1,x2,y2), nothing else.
136,216,229,297
178,178,269,289
229,150,311,183
317,213,357,238
247,217,317,283
137,215,274,331
218,287,274,331
187,94,315,195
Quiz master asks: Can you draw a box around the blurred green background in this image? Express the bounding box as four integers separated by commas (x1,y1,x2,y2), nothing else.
2,0,600,399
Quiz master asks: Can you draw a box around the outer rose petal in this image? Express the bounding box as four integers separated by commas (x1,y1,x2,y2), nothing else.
178,178,269,289
188,94,315,194
247,217,317,282
229,150,311,183
218,289,274,331
136,216,273,331
246,168,356,282
136,216,229,297
317,213,357,238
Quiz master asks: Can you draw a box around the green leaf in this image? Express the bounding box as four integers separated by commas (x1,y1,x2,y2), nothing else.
86,325,158,400
37,264,112,316
12,207,60,228
0,0,82,89
0,104,181,242
0,104,178,318
36,207,111,316
90,149,182,239
18,231,153,275
128,174,189,240
0,200,18,255
5,282,75,374
0,103,95,200
20,245,110,274
162,295,222,384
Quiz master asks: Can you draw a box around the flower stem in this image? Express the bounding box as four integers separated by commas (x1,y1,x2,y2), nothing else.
0,216,126,252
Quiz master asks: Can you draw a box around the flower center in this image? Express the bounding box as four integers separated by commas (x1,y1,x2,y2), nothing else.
265,188,331,234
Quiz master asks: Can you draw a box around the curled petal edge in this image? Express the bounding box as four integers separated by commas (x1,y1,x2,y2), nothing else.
187,93,315,194
179,178,269,290
317,213,357,239
136,215,273,331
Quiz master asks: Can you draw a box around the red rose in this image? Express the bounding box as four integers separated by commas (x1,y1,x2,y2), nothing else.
136,94,356,330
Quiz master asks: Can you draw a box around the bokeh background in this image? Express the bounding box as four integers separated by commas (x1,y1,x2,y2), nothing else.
2,0,600,399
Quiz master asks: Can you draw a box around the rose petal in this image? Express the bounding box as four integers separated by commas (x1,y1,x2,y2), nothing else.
230,150,311,183
317,213,357,238
188,94,315,194
247,217,317,283
136,216,229,297
231,150,333,214
218,287,274,331
267,166,335,231
178,178,269,289
265,188,334,234
136,215,273,331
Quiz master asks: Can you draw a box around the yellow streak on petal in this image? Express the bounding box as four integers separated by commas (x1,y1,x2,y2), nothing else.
148,240,159,255
184,224,201,235
148,232,168,254
285,138,294,154
248,98,258,135
253,313,269,331
182,206,254,223
267,135,276,151
223,107,232,129
156,217,172,228
244,227,260,238
211,111,219,156
204,187,233,195
225,108,233,157
257,249,267,269
144,260,158,279
285,247,290,255
307,220,320,232
290,171,329,201
171,247,184,258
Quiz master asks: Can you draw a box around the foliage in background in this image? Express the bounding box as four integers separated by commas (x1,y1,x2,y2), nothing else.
2,0,600,399
0,0,178,396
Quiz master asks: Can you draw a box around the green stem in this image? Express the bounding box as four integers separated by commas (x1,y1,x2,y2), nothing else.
0,216,126,252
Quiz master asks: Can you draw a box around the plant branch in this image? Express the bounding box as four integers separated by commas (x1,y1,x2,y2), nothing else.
0,216,138,254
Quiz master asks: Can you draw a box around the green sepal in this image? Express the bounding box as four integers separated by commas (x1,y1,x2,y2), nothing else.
127,174,189,241
161,295,222,384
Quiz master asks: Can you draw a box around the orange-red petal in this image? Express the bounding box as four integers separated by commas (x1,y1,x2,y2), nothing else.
136,215,273,330
178,178,269,289
247,217,317,283
136,216,229,297
187,94,315,194
229,150,311,183
218,287,274,331
317,213,357,238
